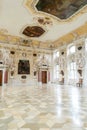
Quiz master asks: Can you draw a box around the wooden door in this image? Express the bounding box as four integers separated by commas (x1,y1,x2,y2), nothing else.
4,70,8,84
42,71,47,83
0,70,2,86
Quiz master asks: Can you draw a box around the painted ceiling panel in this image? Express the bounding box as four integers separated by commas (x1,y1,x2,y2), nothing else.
23,26,45,37
36,0,87,19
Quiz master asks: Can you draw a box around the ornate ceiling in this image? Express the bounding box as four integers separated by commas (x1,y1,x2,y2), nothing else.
36,0,87,19
0,0,87,49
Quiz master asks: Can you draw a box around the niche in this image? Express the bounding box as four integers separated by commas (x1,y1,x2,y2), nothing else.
18,60,30,74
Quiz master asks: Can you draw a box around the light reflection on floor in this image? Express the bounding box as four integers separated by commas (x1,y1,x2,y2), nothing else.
0,84,87,130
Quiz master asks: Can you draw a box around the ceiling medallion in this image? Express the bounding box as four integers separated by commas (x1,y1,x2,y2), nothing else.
22,26,45,37
36,0,87,19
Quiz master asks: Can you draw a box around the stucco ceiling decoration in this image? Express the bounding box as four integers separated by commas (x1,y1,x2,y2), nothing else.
54,22,87,47
0,29,8,35
33,17,53,26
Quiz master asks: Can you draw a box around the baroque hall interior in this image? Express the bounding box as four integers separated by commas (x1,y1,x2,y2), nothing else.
0,0,87,130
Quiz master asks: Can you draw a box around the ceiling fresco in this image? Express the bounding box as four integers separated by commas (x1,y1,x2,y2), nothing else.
22,26,45,37
36,0,87,19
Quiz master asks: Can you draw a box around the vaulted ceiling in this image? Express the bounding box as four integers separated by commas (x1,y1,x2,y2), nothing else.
0,0,87,49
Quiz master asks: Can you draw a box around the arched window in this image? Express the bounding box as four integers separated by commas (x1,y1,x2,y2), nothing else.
67,45,75,55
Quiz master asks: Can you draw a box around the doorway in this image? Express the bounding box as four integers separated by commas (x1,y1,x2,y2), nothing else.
42,71,47,83
0,70,2,86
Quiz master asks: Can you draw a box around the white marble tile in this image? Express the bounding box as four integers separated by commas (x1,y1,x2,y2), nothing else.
0,85,87,130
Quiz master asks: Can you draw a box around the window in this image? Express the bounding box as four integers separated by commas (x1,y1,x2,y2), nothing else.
67,46,75,55
85,38,87,51
54,64,59,80
54,51,59,59
68,62,76,80
56,64,59,79
56,51,59,57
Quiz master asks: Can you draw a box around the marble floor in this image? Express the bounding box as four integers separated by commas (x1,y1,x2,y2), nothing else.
0,84,87,130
